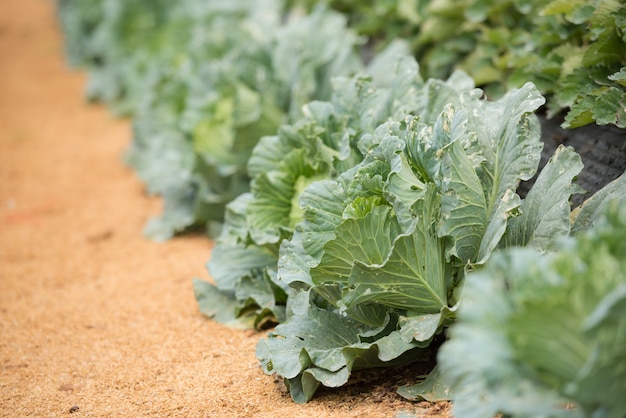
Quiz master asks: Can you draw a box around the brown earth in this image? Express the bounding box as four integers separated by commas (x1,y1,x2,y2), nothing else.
0,0,450,417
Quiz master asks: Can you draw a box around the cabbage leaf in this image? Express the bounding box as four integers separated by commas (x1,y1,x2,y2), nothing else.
439,202,626,418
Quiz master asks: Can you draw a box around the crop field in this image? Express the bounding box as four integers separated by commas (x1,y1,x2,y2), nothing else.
2,1,625,417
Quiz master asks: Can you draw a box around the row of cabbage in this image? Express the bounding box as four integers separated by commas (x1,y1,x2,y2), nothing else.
58,0,626,241
199,57,626,417
57,1,626,416
58,0,377,239
298,0,626,129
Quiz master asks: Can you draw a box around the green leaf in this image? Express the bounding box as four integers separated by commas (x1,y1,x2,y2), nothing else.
276,235,317,287
257,292,424,404
439,203,626,418
398,311,447,344
247,135,291,178
247,148,316,245
342,187,449,314
583,283,626,330
563,96,596,128
502,145,584,252
192,97,235,160
467,83,545,263
540,0,579,16
233,82,262,126
608,67,626,87
436,114,487,263
385,150,427,218
143,183,198,241
571,171,626,234
271,7,362,118
591,87,626,127
236,272,282,313
397,364,452,402
541,0,594,24
207,241,277,292
311,205,401,286
193,278,254,329
125,127,195,196
438,250,586,418
296,178,349,259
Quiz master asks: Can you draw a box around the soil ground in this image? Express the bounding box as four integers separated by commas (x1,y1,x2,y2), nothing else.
0,1,450,416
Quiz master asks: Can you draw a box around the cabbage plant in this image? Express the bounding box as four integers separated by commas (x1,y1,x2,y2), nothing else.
124,4,365,239
194,52,473,328
255,77,574,402
438,201,626,418
200,59,610,402
197,51,626,403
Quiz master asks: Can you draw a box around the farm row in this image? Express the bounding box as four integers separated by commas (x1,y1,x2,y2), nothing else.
57,1,626,416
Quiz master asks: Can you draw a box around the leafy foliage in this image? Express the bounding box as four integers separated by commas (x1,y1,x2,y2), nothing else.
57,0,189,114
56,0,626,409
56,0,626,240
191,49,384,323
123,1,285,238
194,43,626,403
253,75,626,402
58,0,370,239
194,53,471,328
438,201,626,418
294,0,626,128
251,76,601,403
259,78,543,401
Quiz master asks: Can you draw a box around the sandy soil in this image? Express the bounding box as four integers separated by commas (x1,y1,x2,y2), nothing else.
0,1,450,417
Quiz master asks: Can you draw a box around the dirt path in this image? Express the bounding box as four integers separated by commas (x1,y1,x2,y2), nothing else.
0,1,448,417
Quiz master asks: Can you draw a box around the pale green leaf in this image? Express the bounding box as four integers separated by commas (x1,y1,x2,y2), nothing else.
143,184,197,241
608,67,626,87
440,203,626,418
247,148,315,244
467,83,545,262
591,87,626,127
571,171,626,234
193,278,254,329
297,178,349,258
397,364,452,402
343,187,449,314
247,135,290,178
502,145,584,251
207,241,276,291
437,119,487,264
311,205,401,285
257,294,424,404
